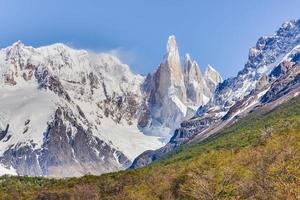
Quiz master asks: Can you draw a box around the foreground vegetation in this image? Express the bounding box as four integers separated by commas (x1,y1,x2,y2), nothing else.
1,96,300,200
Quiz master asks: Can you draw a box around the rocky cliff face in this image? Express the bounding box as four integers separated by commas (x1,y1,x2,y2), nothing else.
138,36,222,140
131,19,300,169
205,65,223,92
184,55,221,107
139,36,187,139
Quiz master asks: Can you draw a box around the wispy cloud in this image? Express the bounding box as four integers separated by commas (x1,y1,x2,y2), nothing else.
106,47,138,66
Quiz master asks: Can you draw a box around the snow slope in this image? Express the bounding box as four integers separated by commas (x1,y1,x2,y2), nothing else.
0,84,59,154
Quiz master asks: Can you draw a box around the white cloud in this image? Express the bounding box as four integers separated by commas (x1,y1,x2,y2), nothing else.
106,47,138,66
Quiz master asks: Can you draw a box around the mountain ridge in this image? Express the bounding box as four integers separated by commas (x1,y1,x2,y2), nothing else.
131,18,300,169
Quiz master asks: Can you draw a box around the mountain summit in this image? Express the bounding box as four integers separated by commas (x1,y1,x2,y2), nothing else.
138,36,222,140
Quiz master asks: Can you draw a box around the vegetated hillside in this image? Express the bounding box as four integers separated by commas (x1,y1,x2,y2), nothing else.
1,95,300,200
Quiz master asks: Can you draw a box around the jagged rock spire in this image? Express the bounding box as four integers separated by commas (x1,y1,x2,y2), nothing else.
153,35,186,104
160,35,186,97
184,53,202,80
166,35,178,54
140,36,188,138
204,64,223,92
184,54,211,106
141,36,223,139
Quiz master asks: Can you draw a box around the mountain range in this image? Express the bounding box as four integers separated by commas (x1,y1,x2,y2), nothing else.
0,18,300,178
0,35,221,177
0,16,300,200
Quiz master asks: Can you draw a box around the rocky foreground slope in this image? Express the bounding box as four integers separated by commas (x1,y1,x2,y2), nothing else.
0,36,220,176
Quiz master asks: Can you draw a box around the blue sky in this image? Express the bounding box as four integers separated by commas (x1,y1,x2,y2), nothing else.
0,0,300,78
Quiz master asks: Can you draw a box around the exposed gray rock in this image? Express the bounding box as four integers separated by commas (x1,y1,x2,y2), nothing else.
255,73,269,91
204,65,223,93
138,36,222,139
0,125,9,141
183,54,212,106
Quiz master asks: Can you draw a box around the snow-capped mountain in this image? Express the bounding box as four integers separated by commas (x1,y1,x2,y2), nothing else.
198,20,300,118
0,41,162,176
0,36,219,176
131,19,300,169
